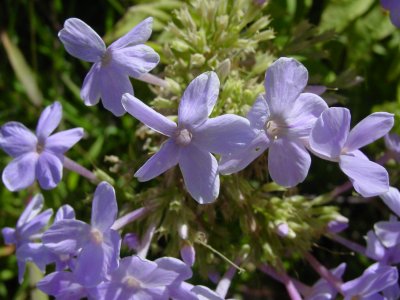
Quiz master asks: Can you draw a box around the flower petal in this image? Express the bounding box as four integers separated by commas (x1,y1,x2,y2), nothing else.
2,228,16,245
268,139,311,187
264,57,308,117
380,187,400,217
339,152,389,197
178,72,220,127
55,204,75,222
109,17,153,50
2,152,38,191
36,152,63,190
310,107,351,159
219,133,269,175
375,221,400,248
193,114,255,155
155,257,193,282
81,63,102,106
122,93,177,136
17,194,44,227
0,122,37,157
179,145,219,204
37,271,87,300
91,182,118,232
36,102,62,142
345,112,394,152
45,128,84,154
246,94,270,130
19,208,53,240
58,18,105,62
112,45,159,78
135,139,180,182
365,230,386,261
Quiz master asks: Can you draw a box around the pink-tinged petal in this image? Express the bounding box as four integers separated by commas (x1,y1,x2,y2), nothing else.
380,187,400,218
178,72,220,128
268,139,311,187
2,152,38,191
45,128,84,154
375,221,400,248
91,182,117,232
218,133,269,175
135,139,180,181
122,93,177,136
0,122,37,157
42,219,91,254
99,67,133,116
179,145,219,204
310,107,351,159
36,152,63,190
286,93,328,138
58,18,105,62
17,194,44,227
246,94,270,130
193,114,255,155
112,45,159,78
36,102,62,142
264,57,308,117
81,63,102,106
339,152,389,197
109,17,153,50
345,112,394,152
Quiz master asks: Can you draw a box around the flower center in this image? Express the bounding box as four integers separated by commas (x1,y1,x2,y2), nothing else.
36,142,45,154
101,50,113,66
90,228,104,244
264,119,287,140
174,128,193,146
122,276,142,289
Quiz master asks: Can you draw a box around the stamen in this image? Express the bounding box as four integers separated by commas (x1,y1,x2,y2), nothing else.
101,50,113,66
174,128,193,146
122,276,142,289
90,228,104,244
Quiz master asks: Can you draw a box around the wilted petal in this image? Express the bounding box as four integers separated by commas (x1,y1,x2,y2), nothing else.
246,94,270,130
37,271,87,300
112,45,159,78
380,187,400,218
36,102,62,142
194,114,254,155
0,122,37,157
81,63,102,106
345,112,394,152
339,152,389,197
45,128,84,154
179,145,219,204
178,72,220,127
122,93,177,136
219,133,269,175
36,152,63,190
2,152,38,191
59,18,105,62
268,139,311,187
375,221,400,248
91,182,118,232
109,17,153,50
310,107,351,159
264,57,308,117
55,205,75,222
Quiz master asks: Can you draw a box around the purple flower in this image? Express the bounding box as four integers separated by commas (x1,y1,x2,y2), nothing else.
219,57,328,187
59,17,159,116
385,133,400,162
122,71,254,203
365,228,400,265
310,107,393,197
381,0,400,28
0,102,83,191
42,182,121,286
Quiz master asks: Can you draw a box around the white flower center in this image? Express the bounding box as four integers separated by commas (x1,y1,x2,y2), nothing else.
174,128,193,146
90,228,104,244
264,119,287,140
101,50,113,66
122,276,142,289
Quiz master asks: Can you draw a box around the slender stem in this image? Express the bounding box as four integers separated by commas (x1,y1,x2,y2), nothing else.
304,252,343,295
137,73,168,88
111,207,150,231
327,233,366,255
216,259,241,298
137,223,157,259
63,156,98,183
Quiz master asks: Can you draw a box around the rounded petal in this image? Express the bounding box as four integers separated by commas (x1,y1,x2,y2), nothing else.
268,139,311,187
81,63,102,106
112,45,160,78
55,204,76,222
375,221,400,248
365,230,386,261
36,102,62,142
115,256,158,282
2,227,16,245
122,93,177,136
178,72,220,127
246,94,270,130
109,17,153,50
155,256,193,282
0,122,37,157
380,187,400,218
193,114,255,155
2,152,38,191
339,152,389,197
264,57,308,117
37,271,87,300
345,112,394,152
36,152,63,190
310,107,351,159
91,182,118,231
59,18,105,62
219,133,269,175
45,128,84,154
179,145,219,204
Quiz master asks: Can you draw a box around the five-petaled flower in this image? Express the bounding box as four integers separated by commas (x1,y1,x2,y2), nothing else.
0,102,83,191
